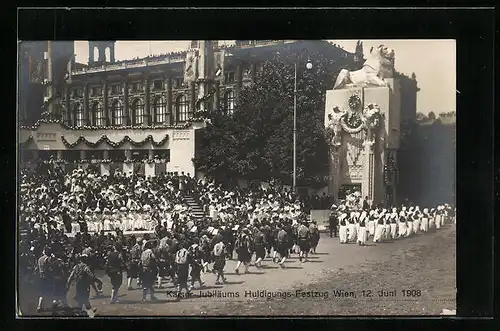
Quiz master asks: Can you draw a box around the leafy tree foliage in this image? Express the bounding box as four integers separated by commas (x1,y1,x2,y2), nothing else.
194,43,352,186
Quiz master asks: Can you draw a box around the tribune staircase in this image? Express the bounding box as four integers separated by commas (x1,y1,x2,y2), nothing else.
183,195,206,219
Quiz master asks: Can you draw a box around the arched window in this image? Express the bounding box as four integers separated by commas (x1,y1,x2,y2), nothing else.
131,98,144,125
224,90,235,115
176,95,190,122
153,96,168,124
111,100,124,126
74,103,84,127
92,102,105,126
93,47,99,61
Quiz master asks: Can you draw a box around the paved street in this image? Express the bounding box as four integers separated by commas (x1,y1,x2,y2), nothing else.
19,224,456,316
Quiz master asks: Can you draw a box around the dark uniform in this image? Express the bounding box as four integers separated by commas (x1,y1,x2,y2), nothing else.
105,248,125,303
67,260,98,311
329,211,338,238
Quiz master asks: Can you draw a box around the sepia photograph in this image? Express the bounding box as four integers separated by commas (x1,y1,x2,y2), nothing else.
17,39,457,317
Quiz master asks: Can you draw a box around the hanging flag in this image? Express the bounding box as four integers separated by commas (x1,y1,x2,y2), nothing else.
213,50,225,81
184,50,198,84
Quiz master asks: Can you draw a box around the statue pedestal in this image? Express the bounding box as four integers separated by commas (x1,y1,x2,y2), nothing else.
324,81,401,206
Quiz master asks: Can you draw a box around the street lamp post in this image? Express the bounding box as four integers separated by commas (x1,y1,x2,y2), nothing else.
292,59,313,193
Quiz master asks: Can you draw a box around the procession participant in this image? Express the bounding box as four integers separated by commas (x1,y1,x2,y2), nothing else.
35,247,54,312
328,206,338,238
275,224,288,267
127,237,143,290
398,208,408,238
421,208,430,233
252,227,266,268
235,228,252,274
188,243,204,289
262,220,273,258
66,253,99,317
175,242,192,300
338,212,348,244
51,251,69,308
105,243,126,304
373,209,384,243
389,208,398,239
367,209,376,237
347,211,357,243
435,206,443,230
213,237,227,284
297,220,310,262
429,208,436,229
406,207,414,237
82,246,104,297
309,220,320,254
199,233,212,273
139,240,158,302
383,209,391,241
357,211,367,246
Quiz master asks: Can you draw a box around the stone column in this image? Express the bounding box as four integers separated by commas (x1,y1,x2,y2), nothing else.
148,149,154,161
103,81,109,126
124,149,131,160
83,84,90,125
65,87,71,126
189,81,196,116
363,140,376,203
166,77,173,125
144,76,151,126
80,150,86,160
103,149,109,160
123,80,129,126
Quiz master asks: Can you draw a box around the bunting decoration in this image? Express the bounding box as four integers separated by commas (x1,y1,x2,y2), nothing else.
195,88,216,109
61,134,169,149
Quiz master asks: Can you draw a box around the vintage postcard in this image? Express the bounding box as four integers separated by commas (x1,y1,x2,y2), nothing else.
17,38,456,317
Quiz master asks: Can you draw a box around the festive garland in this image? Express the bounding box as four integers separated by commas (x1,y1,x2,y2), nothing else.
340,114,365,133
20,118,192,131
348,94,362,110
61,134,169,149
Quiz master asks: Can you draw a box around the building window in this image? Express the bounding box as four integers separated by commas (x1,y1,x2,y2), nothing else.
74,103,84,127
72,88,81,98
223,90,235,115
132,82,140,93
131,98,144,125
153,96,168,124
111,100,124,126
92,102,105,126
224,72,235,84
176,95,190,122
91,87,103,97
153,79,164,90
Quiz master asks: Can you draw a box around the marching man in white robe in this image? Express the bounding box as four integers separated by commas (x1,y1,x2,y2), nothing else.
383,210,391,241
429,208,436,229
357,211,367,246
413,206,421,233
421,208,430,232
435,206,443,229
339,213,348,244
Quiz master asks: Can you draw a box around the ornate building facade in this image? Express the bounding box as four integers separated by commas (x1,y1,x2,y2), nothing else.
20,40,354,176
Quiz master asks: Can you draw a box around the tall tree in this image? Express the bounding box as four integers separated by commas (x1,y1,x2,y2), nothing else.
194,43,351,186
